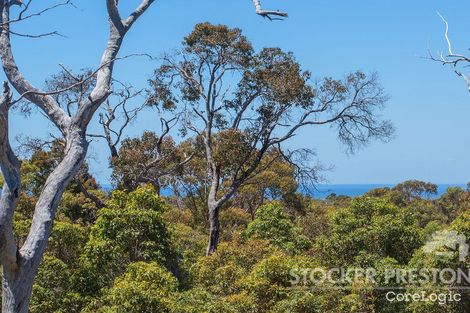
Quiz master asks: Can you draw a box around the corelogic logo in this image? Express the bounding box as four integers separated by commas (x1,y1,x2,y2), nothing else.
422,230,469,262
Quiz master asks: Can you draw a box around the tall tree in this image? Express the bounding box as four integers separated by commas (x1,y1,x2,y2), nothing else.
148,23,393,254
0,1,156,311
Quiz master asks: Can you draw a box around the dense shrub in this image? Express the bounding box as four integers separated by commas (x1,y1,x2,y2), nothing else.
316,197,424,266
78,186,175,294
85,262,178,313
243,203,311,253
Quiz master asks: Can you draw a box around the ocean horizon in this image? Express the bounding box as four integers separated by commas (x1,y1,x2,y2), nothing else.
100,183,468,200
309,184,467,199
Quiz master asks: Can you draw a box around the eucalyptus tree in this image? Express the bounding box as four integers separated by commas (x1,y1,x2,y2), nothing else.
148,23,394,255
0,1,158,311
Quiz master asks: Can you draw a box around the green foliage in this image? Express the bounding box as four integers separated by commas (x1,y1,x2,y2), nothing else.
168,222,207,287
269,290,322,313
47,221,88,267
170,288,223,313
30,257,86,313
184,23,253,68
241,253,318,312
297,202,332,241
233,150,303,217
220,207,251,241
111,131,185,192
9,138,470,313
193,239,273,296
79,186,175,294
170,288,257,313
13,213,32,246
317,197,424,266
451,208,470,240
87,262,178,313
58,189,103,225
405,242,468,313
213,129,255,176
393,180,438,203
243,203,310,253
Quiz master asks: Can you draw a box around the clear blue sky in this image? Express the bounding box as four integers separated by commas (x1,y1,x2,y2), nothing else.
4,0,470,185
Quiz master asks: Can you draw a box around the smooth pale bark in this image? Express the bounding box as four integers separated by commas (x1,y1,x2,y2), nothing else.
251,0,288,19
1,131,87,311
0,83,19,273
0,83,29,313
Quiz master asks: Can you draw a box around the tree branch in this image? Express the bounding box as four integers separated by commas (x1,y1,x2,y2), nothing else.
74,1,155,128
75,178,106,209
252,0,288,21
430,12,470,91
5,0,73,26
0,0,70,131
123,0,155,30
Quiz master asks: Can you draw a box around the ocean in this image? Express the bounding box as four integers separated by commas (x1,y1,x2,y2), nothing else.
310,184,467,199
101,184,468,199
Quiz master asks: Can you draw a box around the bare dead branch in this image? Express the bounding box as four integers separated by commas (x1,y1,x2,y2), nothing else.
89,84,145,158
1,0,73,26
9,29,65,38
252,0,288,21
0,1,70,130
431,12,470,91
123,0,155,29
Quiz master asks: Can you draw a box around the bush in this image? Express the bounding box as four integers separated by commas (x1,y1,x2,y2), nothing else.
316,197,423,266
47,221,89,267
220,207,251,241
78,186,175,294
86,262,178,313
240,253,318,312
192,239,272,296
243,202,310,253
30,257,86,313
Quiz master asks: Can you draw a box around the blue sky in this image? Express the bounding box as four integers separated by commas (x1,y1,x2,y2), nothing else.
4,0,470,185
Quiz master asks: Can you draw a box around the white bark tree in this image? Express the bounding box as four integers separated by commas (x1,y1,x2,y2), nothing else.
0,1,288,311
0,0,156,311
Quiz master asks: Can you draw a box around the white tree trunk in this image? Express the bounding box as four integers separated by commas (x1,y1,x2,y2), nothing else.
2,268,35,313
0,125,88,313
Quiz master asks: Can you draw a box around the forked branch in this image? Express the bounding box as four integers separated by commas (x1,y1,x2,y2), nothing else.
430,12,470,91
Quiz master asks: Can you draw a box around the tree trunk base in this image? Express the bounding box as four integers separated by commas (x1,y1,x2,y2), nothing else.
2,269,34,313
206,205,220,255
